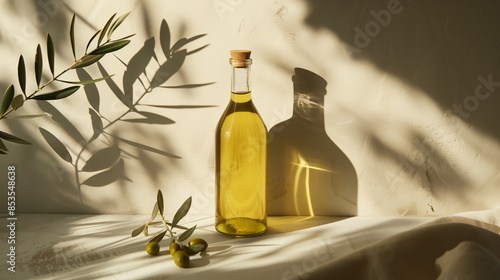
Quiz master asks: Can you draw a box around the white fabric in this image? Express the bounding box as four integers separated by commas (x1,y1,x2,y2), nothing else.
436,241,500,280
3,208,499,279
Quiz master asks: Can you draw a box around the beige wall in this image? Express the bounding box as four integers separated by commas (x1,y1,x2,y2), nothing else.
1,0,499,216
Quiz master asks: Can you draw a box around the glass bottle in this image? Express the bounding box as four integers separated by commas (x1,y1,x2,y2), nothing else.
215,50,267,236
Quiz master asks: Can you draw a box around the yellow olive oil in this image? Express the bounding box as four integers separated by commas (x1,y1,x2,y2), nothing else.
215,51,267,236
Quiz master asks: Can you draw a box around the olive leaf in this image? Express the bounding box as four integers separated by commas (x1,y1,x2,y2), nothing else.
149,230,167,244
33,86,80,100
98,13,116,46
57,74,114,85
47,33,55,76
70,13,76,60
157,189,164,216
18,55,26,96
34,44,43,88
11,95,24,110
131,224,146,237
107,12,130,40
182,244,205,255
169,223,188,230
172,196,192,227
39,128,72,163
143,223,149,236
0,139,7,152
177,225,196,242
1,85,14,115
151,202,159,221
0,131,31,145
109,33,136,43
81,146,121,172
5,114,47,119
85,29,101,54
89,40,130,55
71,54,105,69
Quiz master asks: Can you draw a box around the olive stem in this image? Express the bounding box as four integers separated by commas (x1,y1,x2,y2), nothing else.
160,214,175,238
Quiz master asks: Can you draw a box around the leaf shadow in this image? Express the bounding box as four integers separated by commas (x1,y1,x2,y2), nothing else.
97,62,133,109
123,37,156,105
104,132,181,159
76,68,100,112
141,104,217,109
121,111,175,125
39,127,73,163
150,49,187,88
38,101,86,145
81,146,121,172
160,19,171,59
82,158,131,187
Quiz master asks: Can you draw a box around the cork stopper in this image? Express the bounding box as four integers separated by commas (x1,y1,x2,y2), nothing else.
230,50,252,68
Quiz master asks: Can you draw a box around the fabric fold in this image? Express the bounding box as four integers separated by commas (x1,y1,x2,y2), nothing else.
308,222,500,280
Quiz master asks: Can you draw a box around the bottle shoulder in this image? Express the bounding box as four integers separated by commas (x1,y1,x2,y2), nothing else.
219,100,262,118
217,100,266,132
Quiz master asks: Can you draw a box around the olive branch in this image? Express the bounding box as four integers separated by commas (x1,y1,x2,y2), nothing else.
132,190,205,255
0,12,133,154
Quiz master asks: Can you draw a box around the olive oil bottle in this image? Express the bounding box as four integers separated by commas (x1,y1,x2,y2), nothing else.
215,50,267,236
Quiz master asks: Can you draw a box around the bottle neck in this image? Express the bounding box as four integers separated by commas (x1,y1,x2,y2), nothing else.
231,65,251,95
231,91,252,103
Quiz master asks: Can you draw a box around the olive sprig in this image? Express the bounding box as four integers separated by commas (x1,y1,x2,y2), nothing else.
0,12,133,154
131,190,208,268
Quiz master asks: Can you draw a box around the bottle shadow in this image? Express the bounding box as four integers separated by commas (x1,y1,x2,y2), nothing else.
267,68,358,216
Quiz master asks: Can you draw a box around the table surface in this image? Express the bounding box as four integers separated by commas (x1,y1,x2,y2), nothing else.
1,213,442,280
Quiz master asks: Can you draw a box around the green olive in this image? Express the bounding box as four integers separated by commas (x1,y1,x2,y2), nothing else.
173,251,190,268
146,242,160,256
188,238,208,252
170,242,182,255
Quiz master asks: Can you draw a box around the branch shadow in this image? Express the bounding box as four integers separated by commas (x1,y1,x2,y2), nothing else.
298,0,500,213
3,15,215,209
305,0,500,141
70,18,214,203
